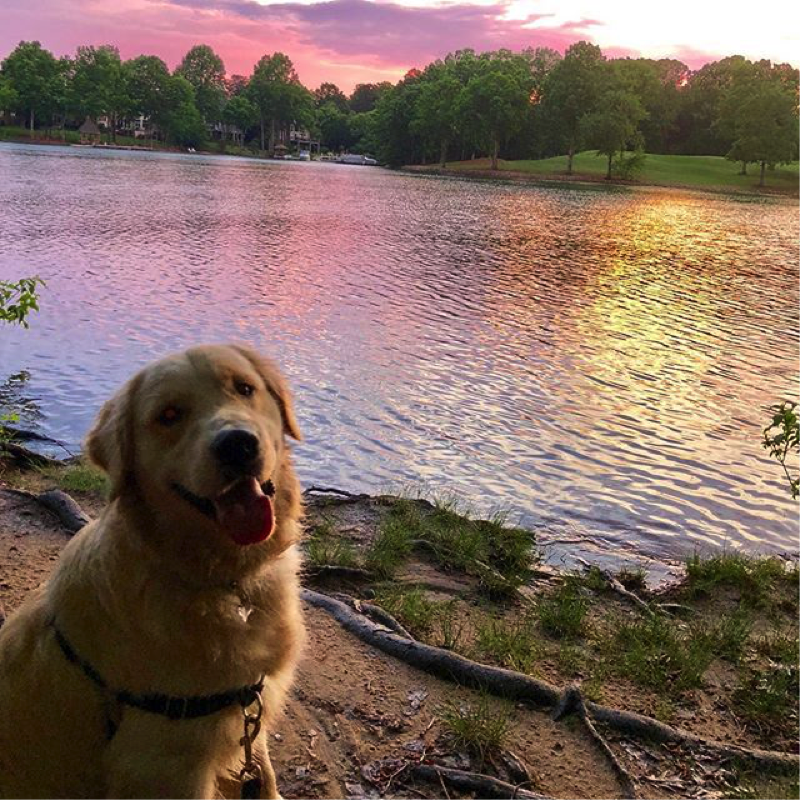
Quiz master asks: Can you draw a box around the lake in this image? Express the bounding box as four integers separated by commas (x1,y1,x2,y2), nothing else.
0,142,797,563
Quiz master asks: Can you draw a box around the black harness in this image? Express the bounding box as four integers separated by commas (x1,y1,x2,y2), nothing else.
50,620,265,734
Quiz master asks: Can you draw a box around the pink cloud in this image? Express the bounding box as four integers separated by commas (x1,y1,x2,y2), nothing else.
0,0,735,92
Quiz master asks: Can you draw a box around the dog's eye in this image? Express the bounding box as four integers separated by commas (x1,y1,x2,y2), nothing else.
157,406,183,426
235,381,255,398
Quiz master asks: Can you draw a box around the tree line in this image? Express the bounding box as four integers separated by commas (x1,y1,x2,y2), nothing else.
1,40,797,183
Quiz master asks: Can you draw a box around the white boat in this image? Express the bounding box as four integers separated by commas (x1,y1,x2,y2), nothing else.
336,153,378,166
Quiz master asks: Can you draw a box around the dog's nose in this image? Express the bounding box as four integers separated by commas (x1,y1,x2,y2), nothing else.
212,429,260,468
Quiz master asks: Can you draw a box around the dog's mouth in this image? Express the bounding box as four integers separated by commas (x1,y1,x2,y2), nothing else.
171,478,276,546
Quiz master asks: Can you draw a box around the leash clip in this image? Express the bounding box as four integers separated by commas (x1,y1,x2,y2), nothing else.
239,679,265,799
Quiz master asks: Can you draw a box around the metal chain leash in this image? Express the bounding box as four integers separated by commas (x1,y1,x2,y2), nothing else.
239,685,264,799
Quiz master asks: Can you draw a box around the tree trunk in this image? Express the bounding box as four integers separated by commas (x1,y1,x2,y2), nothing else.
606,153,612,180
567,144,574,175
759,160,766,187
259,115,265,152
491,136,499,171
739,161,747,175
268,119,275,156
112,113,117,144
440,137,447,168
30,108,35,138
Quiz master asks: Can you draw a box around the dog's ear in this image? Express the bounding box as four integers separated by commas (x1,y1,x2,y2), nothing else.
232,345,302,441
85,373,142,498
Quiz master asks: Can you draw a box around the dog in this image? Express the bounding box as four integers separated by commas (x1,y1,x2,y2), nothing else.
0,344,305,798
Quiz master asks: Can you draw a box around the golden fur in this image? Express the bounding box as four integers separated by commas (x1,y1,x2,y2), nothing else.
0,344,305,798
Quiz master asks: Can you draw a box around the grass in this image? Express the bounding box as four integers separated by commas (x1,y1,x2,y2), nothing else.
537,578,589,639
605,610,752,696
366,496,537,595
732,664,799,737
42,462,107,494
440,152,800,194
306,519,358,568
475,615,539,673
438,694,511,766
684,552,797,609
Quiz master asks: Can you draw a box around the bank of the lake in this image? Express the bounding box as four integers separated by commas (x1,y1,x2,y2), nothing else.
405,152,800,198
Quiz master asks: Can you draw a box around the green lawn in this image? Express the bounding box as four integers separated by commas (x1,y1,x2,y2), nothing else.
446,152,799,194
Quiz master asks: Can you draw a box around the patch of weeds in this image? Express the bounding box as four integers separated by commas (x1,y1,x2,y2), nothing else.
616,566,647,593
582,675,605,703
709,610,752,662
652,697,676,723
364,510,414,578
732,664,799,737
556,644,585,677
582,566,607,592
607,612,717,695
537,578,589,639
726,764,800,800
755,632,799,667
438,694,511,767
685,552,794,608
435,599,466,651
475,615,539,673
44,463,107,494
306,520,358,568
379,497,538,597
372,586,436,638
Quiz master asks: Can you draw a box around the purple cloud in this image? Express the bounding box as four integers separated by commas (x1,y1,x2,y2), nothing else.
162,0,599,67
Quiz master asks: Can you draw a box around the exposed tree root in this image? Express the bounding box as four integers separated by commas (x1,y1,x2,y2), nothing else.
1,487,89,533
303,564,374,581
328,592,413,638
0,425,75,458
302,589,799,771
411,764,550,799
554,686,637,798
0,442,63,469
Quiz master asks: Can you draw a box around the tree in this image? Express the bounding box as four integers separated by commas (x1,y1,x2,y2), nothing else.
247,53,312,153
162,76,206,148
1,41,64,135
456,55,532,170
316,102,354,152
126,55,174,137
222,95,258,142
69,45,129,141
580,87,647,178
0,75,18,114
724,80,799,186
350,82,392,113
314,82,348,112
540,42,606,173
176,44,226,124
372,72,423,167
411,66,461,167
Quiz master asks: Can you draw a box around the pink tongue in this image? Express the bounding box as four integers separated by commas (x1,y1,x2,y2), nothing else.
214,477,274,546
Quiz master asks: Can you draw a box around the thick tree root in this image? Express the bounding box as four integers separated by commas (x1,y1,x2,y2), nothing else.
0,442,63,469
302,589,799,771
303,564,374,581
1,487,89,533
411,764,550,799
554,686,637,798
328,592,413,638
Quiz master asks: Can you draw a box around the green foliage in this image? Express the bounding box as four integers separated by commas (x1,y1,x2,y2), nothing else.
162,77,206,148
69,45,129,130
372,586,436,637
580,81,647,178
314,82,349,112
475,615,539,673
46,463,108,494
349,82,392,114
222,95,258,135
175,44,226,124
438,695,511,766
1,41,66,131
763,401,799,498
609,611,752,695
372,497,537,597
0,277,44,327
125,55,173,131
685,551,794,607
732,663,799,736
537,578,589,638
306,519,358,568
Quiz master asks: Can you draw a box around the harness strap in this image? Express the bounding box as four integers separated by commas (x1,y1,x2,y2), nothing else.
51,620,265,724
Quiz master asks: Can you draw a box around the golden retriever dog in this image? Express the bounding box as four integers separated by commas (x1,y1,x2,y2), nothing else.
0,344,305,798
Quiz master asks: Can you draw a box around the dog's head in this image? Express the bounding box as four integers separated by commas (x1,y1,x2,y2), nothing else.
85,344,302,560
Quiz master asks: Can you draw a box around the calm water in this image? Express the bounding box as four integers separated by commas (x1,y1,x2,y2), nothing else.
1,142,798,561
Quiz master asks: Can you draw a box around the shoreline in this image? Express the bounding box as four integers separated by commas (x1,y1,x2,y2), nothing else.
401,164,800,200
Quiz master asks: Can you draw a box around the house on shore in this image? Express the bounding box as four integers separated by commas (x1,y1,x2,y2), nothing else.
78,118,101,144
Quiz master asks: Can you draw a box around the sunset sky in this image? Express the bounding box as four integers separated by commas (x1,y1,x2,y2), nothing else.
2,0,798,91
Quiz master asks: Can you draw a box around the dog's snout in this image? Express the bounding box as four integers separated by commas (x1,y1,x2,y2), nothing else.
212,429,260,468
